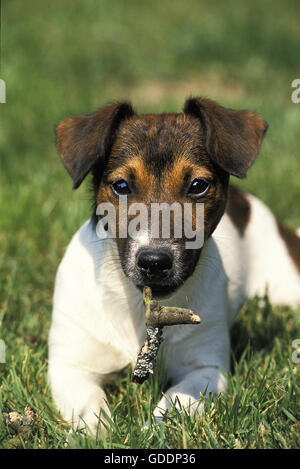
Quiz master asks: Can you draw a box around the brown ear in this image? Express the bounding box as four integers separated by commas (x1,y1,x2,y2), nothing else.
183,97,268,178
55,102,135,189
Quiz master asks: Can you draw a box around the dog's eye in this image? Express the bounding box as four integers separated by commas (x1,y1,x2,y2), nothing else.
110,179,131,196
187,178,210,198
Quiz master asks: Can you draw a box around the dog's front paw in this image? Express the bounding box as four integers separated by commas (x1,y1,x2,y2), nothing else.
69,398,112,437
49,365,112,437
142,395,203,432
153,391,205,420
150,367,227,424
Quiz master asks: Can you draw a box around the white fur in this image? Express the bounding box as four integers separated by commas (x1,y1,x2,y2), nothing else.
48,192,300,434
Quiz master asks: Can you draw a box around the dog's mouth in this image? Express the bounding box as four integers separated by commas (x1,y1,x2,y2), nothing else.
135,281,182,299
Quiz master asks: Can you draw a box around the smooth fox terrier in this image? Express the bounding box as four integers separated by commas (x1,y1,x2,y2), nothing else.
48,97,300,434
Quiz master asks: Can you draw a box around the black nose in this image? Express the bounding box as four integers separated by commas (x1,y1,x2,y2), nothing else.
136,250,173,279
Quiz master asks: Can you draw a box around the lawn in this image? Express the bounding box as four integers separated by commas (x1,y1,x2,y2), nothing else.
0,0,299,449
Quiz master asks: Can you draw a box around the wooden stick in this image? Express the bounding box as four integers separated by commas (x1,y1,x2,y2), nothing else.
131,286,201,384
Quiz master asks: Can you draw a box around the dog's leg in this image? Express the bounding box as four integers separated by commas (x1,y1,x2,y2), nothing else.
48,363,111,435
152,366,227,422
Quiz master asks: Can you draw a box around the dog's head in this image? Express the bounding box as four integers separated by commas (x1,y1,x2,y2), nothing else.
56,98,267,297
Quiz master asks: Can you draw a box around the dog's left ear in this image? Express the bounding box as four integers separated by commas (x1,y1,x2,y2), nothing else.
183,97,268,178
56,102,135,189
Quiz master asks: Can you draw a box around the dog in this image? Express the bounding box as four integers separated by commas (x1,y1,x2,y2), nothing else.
48,97,300,434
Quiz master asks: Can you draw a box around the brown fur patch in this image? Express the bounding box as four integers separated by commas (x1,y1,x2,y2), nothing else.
102,156,157,202
226,185,251,236
184,98,268,179
168,157,214,188
277,221,300,275
56,102,135,189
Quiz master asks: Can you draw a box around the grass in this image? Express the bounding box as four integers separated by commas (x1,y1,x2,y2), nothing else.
0,0,300,449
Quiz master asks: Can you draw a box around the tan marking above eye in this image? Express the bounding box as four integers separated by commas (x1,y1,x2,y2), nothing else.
106,157,144,182
169,165,214,183
105,156,157,198
162,158,214,198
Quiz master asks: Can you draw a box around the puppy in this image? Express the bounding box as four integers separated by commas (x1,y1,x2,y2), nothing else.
48,98,300,434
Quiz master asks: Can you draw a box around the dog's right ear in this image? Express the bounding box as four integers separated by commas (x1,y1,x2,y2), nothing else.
55,102,135,189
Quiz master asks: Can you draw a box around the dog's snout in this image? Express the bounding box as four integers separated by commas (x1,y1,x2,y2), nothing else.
136,249,173,279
